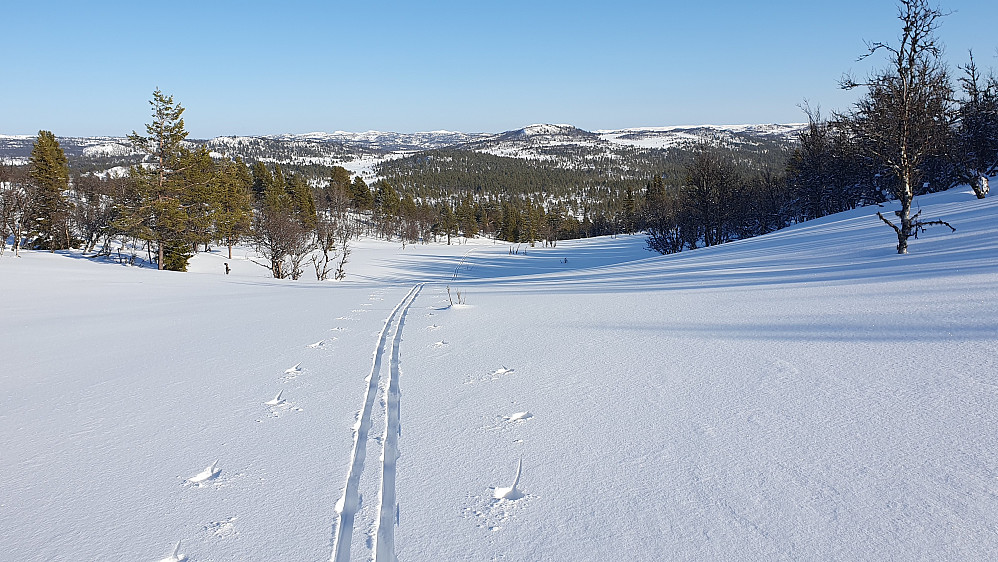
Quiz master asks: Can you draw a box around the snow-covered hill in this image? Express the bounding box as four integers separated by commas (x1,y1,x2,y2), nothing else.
598,123,804,150
456,123,610,161
1,123,803,179
0,134,143,164
1,185,995,560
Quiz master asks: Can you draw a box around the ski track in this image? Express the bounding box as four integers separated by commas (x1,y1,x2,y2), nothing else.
331,284,422,562
373,284,422,561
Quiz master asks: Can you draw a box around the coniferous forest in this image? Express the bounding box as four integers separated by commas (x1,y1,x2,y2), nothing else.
1,0,996,276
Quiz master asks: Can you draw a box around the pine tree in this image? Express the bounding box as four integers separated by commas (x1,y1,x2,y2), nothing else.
622,187,637,234
232,157,254,198
285,173,317,230
328,166,352,195
251,161,274,202
272,164,286,197
214,160,253,259
437,203,457,244
350,176,374,210
125,89,190,269
374,181,400,237
27,130,71,250
456,194,478,239
128,89,186,198
176,146,218,253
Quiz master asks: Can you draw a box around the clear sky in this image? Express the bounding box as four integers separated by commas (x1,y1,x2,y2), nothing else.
3,0,998,138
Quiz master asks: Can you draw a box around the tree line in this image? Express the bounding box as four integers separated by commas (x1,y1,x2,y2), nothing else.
646,0,996,255
0,90,365,279
4,1,992,269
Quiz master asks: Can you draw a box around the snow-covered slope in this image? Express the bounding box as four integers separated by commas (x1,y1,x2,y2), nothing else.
598,123,805,150
2,186,994,560
456,123,611,161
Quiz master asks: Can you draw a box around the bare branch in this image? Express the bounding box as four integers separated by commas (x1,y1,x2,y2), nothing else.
877,211,903,235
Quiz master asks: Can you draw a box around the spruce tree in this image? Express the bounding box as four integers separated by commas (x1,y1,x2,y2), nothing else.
27,130,71,250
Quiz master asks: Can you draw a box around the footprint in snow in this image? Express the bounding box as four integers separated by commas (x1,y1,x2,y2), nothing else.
431,341,449,349
477,366,516,381
336,316,353,321
504,411,533,422
281,366,303,383
480,411,534,434
187,460,221,486
203,517,238,539
426,324,441,331
307,340,326,348
465,367,516,385
157,541,187,562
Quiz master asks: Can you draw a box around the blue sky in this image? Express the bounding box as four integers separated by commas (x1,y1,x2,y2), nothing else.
3,0,998,138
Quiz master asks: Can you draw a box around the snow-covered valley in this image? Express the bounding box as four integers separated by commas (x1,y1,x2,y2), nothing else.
1,186,996,561
1,123,802,183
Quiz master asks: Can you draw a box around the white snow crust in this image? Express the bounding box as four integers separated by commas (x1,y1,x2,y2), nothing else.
1,186,996,560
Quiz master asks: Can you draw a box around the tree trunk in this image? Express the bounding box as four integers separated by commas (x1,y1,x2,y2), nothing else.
158,242,164,270
896,183,913,255
228,244,233,259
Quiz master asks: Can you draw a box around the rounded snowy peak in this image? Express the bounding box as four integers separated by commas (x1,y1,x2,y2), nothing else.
499,124,598,142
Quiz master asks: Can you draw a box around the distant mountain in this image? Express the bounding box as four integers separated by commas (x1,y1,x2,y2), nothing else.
0,123,804,178
598,124,804,150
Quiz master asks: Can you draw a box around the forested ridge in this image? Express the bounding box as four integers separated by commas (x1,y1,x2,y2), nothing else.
2,0,996,277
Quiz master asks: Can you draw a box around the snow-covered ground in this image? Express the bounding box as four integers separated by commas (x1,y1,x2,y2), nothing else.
1,186,996,561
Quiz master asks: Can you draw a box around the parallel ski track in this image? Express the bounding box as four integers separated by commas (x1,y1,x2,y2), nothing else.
373,283,422,561
331,284,421,562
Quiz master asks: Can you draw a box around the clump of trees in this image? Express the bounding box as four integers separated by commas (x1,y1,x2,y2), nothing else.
0,90,360,279
644,0,997,256
644,147,791,255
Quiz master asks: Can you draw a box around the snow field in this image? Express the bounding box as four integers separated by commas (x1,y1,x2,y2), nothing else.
0,257,417,560
1,185,996,560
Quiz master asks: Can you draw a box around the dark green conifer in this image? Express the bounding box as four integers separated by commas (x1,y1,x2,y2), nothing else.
251,161,274,202
124,88,190,269
27,130,71,250
350,176,373,210
215,160,253,259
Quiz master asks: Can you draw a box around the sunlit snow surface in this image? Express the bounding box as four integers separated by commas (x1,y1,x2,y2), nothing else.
1,186,996,560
